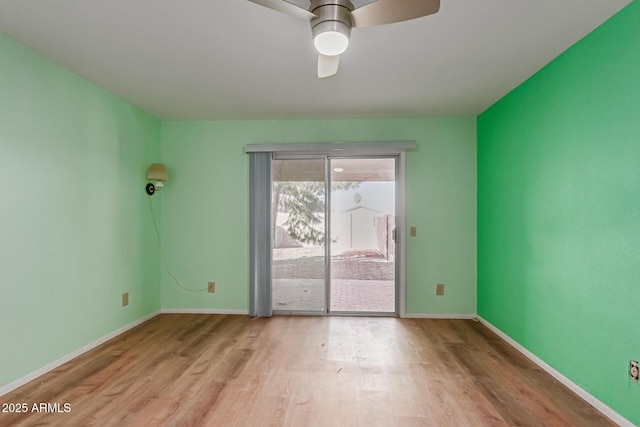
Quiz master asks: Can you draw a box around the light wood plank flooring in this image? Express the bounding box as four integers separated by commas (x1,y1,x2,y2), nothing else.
0,315,615,426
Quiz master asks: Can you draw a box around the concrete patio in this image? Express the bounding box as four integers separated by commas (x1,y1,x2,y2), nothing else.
272,247,396,313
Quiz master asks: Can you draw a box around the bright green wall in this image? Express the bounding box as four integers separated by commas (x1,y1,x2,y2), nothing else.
160,118,476,315
478,1,640,424
0,33,161,389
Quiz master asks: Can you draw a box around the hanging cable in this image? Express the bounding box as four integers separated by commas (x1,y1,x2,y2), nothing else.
148,197,207,293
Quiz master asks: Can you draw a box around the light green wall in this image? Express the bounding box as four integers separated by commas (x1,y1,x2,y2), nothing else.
0,33,161,388
160,118,477,314
4,0,637,420
478,1,640,424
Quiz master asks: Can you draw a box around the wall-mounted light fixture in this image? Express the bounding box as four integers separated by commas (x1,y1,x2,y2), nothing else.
146,163,169,195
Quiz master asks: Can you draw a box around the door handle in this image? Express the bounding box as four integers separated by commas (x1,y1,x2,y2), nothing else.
392,227,399,244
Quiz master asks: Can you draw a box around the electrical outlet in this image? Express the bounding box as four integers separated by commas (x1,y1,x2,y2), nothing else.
436,284,445,296
410,226,417,237
630,360,639,383
122,292,129,306
208,282,216,293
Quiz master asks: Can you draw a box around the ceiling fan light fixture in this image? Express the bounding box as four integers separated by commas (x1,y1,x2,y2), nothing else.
313,21,350,56
249,0,441,77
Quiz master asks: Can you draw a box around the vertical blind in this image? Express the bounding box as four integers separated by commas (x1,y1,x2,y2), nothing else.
248,152,272,317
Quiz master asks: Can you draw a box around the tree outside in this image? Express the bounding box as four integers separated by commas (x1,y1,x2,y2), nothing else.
273,181,359,246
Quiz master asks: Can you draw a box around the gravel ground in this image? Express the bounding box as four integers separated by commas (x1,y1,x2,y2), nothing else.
273,247,394,280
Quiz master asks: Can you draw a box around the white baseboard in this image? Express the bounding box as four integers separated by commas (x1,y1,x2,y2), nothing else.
403,313,476,319
478,316,633,427
0,310,161,397
160,308,249,315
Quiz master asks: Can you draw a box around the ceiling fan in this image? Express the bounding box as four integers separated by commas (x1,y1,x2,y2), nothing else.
248,0,441,78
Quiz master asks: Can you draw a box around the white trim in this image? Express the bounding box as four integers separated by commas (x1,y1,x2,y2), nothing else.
160,308,249,315
0,310,161,397
403,313,476,319
478,317,633,427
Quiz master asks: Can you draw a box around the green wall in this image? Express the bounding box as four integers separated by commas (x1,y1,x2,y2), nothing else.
4,0,638,421
478,1,640,424
160,118,477,315
0,33,161,389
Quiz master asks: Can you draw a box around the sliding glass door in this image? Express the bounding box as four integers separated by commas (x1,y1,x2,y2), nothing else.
272,156,398,316
271,158,327,313
329,158,396,314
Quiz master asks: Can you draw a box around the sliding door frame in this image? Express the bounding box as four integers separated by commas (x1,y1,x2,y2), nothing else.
326,155,400,316
272,154,328,316
246,142,414,317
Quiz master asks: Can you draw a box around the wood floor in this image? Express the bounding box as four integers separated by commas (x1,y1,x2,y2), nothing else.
0,314,615,426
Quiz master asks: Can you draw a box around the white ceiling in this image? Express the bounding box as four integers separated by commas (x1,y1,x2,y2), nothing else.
0,0,631,120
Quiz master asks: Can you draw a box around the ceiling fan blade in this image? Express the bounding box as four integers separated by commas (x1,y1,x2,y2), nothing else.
350,0,440,28
247,0,316,21
317,53,340,79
